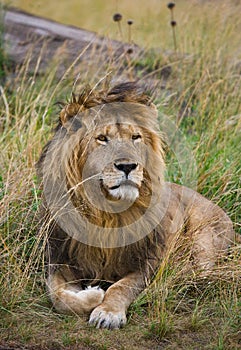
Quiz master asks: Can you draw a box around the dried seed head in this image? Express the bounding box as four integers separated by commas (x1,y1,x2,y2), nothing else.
126,48,133,54
171,20,177,27
167,2,175,10
113,13,122,22
127,19,133,25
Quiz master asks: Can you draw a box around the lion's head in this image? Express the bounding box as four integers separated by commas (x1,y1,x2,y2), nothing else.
58,83,165,207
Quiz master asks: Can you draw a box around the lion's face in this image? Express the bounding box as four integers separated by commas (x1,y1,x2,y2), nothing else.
63,102,164,207
88,123,145,202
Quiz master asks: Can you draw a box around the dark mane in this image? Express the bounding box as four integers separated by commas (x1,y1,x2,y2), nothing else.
58,82,152,126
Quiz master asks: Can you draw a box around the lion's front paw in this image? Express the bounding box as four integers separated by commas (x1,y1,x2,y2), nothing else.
89,305,127,329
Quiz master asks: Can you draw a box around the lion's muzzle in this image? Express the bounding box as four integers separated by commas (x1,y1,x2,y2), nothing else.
101,159,143,202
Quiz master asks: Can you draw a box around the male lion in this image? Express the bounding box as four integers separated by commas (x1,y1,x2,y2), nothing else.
37,82,235,329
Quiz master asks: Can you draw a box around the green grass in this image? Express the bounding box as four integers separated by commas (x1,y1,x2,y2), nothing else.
0,1,241,349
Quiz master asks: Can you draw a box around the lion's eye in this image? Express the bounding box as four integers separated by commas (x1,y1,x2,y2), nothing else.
132,134,141,140
96,135,108,143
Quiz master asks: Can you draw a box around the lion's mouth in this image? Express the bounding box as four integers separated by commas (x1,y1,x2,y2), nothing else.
109,180,139,191
101,179,140,202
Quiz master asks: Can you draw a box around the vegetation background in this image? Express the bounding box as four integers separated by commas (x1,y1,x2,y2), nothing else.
0,0,240,349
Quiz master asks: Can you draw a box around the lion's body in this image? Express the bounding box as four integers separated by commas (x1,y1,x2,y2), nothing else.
38,82,235,329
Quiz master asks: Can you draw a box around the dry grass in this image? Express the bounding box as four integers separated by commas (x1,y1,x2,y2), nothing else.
0,0,241,349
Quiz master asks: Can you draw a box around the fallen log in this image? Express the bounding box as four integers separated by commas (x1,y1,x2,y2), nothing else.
3,8,138,78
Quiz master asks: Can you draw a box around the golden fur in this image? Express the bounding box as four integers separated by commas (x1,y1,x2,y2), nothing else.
38,82,235,329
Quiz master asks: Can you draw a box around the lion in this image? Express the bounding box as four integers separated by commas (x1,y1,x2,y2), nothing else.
37,82,236,329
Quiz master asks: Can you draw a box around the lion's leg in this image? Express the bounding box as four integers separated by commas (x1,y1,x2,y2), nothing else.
191,224,235,273
89,271,145,329
47,269,105,315
191,228,217,271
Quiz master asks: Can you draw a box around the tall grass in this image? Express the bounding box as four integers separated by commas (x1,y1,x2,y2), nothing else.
0,1,240,349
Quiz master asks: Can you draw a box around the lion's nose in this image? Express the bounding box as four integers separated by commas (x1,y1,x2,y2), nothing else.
114,163,137,177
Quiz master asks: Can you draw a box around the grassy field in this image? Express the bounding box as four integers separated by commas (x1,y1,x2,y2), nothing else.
0,0,241,349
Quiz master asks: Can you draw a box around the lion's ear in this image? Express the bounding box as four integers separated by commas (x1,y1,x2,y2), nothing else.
59,103,82,132
60,103,81,125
